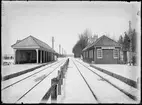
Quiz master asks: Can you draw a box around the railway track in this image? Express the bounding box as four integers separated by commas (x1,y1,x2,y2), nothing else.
71,58,136,103
2,59,65,90
2,58,68,103
72,59,99,103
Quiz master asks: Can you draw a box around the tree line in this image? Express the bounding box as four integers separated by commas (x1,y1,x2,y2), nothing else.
72,27,137,65
72,29,91,58
118,29,137,64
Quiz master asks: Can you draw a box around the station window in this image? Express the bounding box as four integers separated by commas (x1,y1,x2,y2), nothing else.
97,49,103,59
113,49,119,59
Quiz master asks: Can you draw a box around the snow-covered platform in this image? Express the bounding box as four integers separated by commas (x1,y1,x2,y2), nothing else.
91,64,140,82
1,61,56,81
2,63,43,77
58,58,98,103
75,59,140,102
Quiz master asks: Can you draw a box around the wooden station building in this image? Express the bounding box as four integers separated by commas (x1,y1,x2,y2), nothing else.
11,35,57,64
82,35,122,64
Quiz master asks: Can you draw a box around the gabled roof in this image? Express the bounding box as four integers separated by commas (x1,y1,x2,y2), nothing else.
83,35,121,51
11,35,56,53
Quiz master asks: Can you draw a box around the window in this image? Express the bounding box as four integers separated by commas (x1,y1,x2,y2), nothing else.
113,49,119,59
97,49,103,59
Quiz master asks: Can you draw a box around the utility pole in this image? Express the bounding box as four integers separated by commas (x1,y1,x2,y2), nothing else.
52,37,54,50
128,21,133,66
59,44,61,54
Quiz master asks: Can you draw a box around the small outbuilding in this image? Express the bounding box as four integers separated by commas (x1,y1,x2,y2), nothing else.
11,35,57,64
82,35,122,64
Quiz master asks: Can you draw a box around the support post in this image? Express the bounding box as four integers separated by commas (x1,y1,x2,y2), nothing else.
51,78,58,103
47,52,48,62
58,71,61,95
45,51,47,62
44,51,46,63
36,49,39,64
40,50,42,63
14,49,17,64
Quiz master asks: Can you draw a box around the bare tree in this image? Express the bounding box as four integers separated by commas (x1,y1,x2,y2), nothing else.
72,29,92,57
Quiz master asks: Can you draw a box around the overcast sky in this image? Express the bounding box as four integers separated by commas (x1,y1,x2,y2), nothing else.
2,1,140,55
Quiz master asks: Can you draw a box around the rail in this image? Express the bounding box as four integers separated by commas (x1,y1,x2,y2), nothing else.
40,58,69,103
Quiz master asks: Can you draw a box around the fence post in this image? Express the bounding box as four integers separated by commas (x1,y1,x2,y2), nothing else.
58,71,61,95
51,78,58,103
61,70,63,85
61,67,65,78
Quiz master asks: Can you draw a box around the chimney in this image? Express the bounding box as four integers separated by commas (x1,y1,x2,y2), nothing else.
128,21,132,34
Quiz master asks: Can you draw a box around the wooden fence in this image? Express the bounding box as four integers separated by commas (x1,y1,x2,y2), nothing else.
40,58,69,103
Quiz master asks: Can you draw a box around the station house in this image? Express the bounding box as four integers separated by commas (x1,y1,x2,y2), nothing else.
11,35,57,64
82,35,121,64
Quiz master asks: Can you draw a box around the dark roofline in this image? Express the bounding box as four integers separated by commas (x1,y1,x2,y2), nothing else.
82,35,121,51
82,35,103,51
28,36,56,53
11,36,31,48
11,35,56,53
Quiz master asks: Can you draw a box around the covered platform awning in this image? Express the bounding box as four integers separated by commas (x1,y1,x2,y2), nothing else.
11,35,57,64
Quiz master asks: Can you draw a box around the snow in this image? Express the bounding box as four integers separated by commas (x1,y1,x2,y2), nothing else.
58,58,98,103
1,58,66,103
1,63,42,77
1,59,62,90
91,64,140,82
1,58,63,77
1,57,140,103
68,58,137,103
16,59,66,103
76,58,140,103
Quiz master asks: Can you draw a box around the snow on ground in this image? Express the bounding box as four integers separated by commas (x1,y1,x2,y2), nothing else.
1,58,66,103
2,59,14,64
16,60,66,103
77,58,140,82
92,64,140,82
73,58,136,103
58,58,98,103
1,60,63,90
1,58,64,77
2,57,140,103
1,64,42,77
76,58,140,103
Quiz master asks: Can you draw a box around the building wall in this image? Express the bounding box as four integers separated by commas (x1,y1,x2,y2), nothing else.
83,49,94,63
83,47,121,64
95,49,118,64
16,50,36,64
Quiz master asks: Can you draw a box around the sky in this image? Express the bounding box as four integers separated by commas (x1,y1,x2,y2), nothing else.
2,1,140,55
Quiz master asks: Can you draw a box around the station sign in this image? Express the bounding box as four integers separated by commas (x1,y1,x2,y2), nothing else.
101,47,115,49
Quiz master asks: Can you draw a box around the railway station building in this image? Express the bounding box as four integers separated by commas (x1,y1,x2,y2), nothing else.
82,35,122,64
11,35,57,64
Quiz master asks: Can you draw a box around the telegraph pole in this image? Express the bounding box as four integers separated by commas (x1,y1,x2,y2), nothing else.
128,21,133,66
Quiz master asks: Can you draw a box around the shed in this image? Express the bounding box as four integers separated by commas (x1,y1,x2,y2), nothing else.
11,35,57,64
82,35,122,64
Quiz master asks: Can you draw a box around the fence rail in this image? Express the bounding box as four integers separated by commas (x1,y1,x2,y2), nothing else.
40,58,69,103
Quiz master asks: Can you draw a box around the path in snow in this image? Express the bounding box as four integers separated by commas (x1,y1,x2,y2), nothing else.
59,58,98,103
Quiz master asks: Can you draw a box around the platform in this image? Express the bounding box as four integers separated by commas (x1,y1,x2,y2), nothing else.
1,63,43,77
